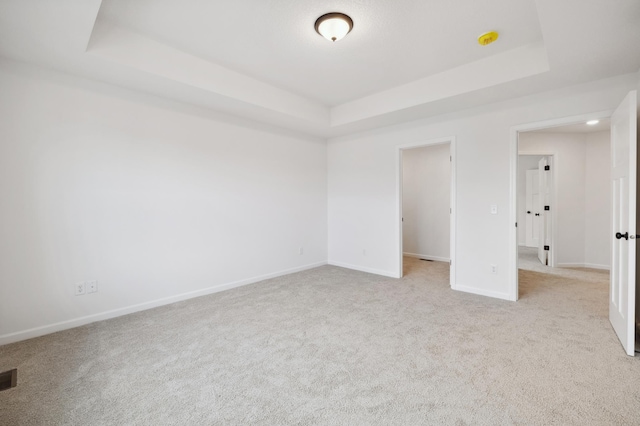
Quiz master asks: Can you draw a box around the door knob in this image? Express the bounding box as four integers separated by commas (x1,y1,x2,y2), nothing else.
616,232,629,240
527,211,531,214
535,213,540,216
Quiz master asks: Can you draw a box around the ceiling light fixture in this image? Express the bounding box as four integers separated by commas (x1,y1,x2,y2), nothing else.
315,12,353,42
586,120,599,125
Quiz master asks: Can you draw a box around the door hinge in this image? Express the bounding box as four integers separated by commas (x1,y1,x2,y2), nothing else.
544,245,550,251
515,222,518,228
449,260,452,265
450,155,452,162
544,205,550,211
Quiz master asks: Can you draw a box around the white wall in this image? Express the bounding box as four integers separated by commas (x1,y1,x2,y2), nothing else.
517,155,544,246
0,62,328,343
584,131,611,268
327,73,636,300
402,144,450,261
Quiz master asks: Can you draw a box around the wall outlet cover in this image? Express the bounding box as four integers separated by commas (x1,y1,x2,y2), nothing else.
75,282,85,295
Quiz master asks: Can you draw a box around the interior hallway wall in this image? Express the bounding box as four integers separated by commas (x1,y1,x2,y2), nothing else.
402,144,451,261
0,62,328,343
584,131,611,269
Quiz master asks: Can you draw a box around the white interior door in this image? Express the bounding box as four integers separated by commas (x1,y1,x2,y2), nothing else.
525,169,540,247
537,157,550,265
610,90,637,356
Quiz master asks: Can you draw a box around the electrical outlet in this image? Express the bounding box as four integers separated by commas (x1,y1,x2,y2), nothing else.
87,280,98,294
490,264,498,274
299,247,303,255
75,282,85,296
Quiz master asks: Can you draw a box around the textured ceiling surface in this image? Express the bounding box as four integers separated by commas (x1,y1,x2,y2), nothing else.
98,0,543,106
0,0,638,137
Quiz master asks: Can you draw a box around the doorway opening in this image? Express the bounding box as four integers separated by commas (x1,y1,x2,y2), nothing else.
508,111,614,301
397,137,456,287
515,119,612,299
509,91,638,356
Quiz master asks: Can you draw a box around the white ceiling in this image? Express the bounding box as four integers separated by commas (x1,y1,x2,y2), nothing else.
0,0,638,138
98,0,543,106
529,118,611,134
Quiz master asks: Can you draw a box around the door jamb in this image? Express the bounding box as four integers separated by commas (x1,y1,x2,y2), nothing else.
397,136,456,288
509,111,613,301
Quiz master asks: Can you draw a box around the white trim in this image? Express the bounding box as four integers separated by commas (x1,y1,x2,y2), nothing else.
556,262,611,271
397,136,457,289
328,261,399,278
0,261,327,345
454,284,512,301
509,110,613,302
403,252,450,262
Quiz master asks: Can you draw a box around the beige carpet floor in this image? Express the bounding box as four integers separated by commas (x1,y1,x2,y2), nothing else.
518,246,610,282
1,257,639,425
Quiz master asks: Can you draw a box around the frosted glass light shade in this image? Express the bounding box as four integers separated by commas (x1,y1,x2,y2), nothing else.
315,13,353,42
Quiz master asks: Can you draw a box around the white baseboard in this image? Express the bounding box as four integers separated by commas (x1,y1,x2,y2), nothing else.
584,263,610,271
327,261,399,278
403,252,450,262
0,261,327,346
556,262,610,271
453,284,513,301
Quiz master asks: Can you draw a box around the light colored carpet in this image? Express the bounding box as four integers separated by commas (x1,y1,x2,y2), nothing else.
518,246,610,282
1,257,638,425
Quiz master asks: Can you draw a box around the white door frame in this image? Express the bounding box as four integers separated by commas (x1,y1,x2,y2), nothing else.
508,111,612,301
519,152,557,267
397,136,456,288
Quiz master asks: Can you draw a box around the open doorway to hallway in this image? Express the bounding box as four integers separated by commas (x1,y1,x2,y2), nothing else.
516,119,611,295
399,140,454,284
509,91,637,356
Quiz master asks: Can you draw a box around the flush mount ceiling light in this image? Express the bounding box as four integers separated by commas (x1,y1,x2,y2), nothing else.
315,12,353,42
586,120,599,125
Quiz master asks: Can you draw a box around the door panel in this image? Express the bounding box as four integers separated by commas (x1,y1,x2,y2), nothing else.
610,90,637,356
525,169,540,247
